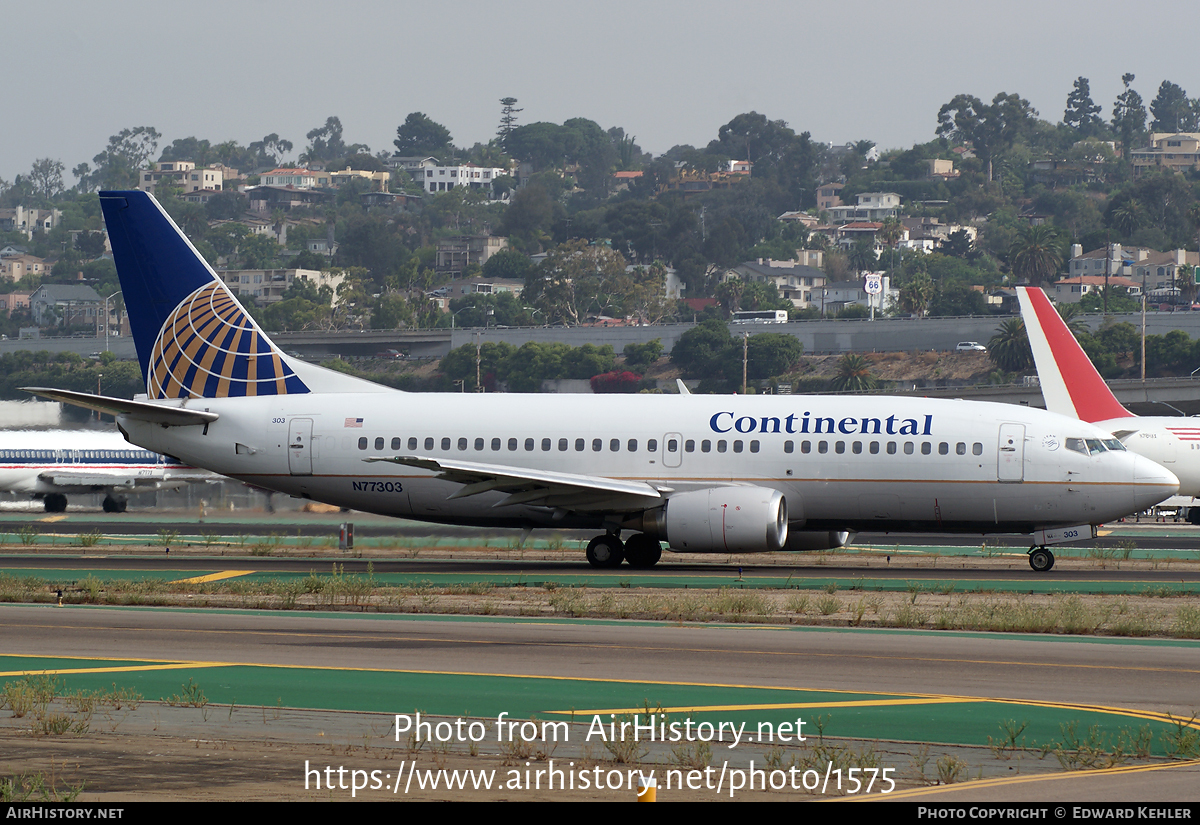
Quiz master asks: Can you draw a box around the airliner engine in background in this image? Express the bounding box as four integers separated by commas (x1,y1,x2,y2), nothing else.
26,193,1181,573
0,429,216,512
1018,286,1200,510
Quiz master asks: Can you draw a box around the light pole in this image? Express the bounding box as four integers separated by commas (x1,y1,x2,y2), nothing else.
104,290,121,352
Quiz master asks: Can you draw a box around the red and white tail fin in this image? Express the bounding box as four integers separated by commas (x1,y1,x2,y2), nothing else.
1016,286,1133,423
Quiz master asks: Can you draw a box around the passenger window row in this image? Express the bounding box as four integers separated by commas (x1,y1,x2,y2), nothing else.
351,436,983,458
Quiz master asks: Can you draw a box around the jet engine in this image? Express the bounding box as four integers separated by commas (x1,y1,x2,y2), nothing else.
646,487,789,553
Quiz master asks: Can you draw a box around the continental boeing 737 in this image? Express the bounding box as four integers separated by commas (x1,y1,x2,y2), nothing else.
0,429,215,512
25,193,1179,572
1018,285,1200,501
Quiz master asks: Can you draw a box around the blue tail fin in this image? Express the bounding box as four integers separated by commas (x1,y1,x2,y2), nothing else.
100,191,310,399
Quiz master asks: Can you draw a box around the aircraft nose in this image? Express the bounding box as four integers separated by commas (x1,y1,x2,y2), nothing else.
1131,454,1179,512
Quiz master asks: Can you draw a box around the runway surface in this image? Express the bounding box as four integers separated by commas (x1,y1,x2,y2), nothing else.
2,604,1198,801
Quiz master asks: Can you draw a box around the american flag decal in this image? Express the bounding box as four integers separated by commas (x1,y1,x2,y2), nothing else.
1166,427,1200,442
344,418,363,428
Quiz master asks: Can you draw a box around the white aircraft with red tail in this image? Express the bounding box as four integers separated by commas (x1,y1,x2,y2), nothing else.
1018,285,1200,504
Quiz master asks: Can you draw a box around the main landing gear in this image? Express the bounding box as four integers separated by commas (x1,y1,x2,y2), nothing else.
585,532,663,569
1028,546,1055,573
42,493,68,513
102,495,128,513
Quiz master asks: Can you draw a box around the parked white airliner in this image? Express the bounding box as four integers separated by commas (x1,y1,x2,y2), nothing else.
0,429,215,512
1018,286,1200,503
26,193,1180,572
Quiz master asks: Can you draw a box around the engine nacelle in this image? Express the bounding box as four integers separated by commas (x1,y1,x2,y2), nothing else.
785,530,854,552
658,487,788,553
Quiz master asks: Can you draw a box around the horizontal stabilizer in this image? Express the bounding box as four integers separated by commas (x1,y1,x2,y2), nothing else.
22,387,218,427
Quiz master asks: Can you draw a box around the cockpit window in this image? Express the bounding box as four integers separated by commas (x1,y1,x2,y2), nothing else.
1102,439,1126,452
1066,438,1088,455
1085,439,1107,455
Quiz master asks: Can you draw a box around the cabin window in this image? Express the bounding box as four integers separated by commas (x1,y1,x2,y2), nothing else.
391,437,401,450
611,439,621,452
441,437,451,451
904,442,914,455
731,440,741,453
701,440,711,453
424,437,434,450
818,441,828,454
592,438,603,452
887,442,897,455
973,442,983,455
921,442,932,455
647,439,658,452
784,440,794,453
956,442,966,455
800,441,811,454
852,441,862,454
716,440,727,453
492,438,501,451
939,442,949,455
542,438,552,451
628,439,639,451
559,438,569,451
508,438,518,451
358,437,367,450
834,441,845,454
685,439,695,452
475,438,484,450
750,440,760,453
408,437,418,450
457,438,467,451
575,438,585,451
374,437,384,450
525,438,535,451
869,441,879,454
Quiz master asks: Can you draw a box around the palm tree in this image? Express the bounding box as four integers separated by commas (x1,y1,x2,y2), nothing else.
1009,225,1063,287
1176,264,1198,308
830,354,878,392
988,318,1033,372
1055,301,1090,336
1110,199,1144,238
898,271,934,317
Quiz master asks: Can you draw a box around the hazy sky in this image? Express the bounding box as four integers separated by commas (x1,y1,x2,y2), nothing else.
4,0,1198,184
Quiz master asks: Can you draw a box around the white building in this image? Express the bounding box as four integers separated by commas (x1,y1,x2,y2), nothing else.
827,192,901,224
418,163,507,195
139,161,224,193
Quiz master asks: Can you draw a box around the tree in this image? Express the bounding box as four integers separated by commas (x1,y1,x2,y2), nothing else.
936,92,1037,180
1009,225,1063,286
988,318,1033,372
1149,81,1198,132
830,354,877,392
1063,77,1104,136
27,159,65,201
497,97,522,146
671,318,735,379
1112,73,1147,157
302,116,365,163
622,339,663,371
248,133,293,167
522,240,627,325
393,113,453,157
89,126,162,189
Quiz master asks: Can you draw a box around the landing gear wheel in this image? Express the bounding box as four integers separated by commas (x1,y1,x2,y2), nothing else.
43,494,67,513
1028,547,1055,572
586,535,625,569
622,534,662,568
102,496,127,514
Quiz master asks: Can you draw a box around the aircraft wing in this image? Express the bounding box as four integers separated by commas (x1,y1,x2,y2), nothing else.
39,469,160,489
365,455,670,510
22,387,218,428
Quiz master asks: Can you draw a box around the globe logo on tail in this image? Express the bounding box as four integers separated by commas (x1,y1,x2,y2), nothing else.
148,282,309,399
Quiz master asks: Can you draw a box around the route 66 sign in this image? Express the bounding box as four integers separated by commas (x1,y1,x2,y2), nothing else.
864,273,883,295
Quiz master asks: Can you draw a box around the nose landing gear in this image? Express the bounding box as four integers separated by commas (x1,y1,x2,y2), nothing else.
1028,546,1055,572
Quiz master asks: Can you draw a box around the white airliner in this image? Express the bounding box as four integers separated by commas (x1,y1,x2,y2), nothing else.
0,429,215,512
25,193,1180,572
1018,286,1200,505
